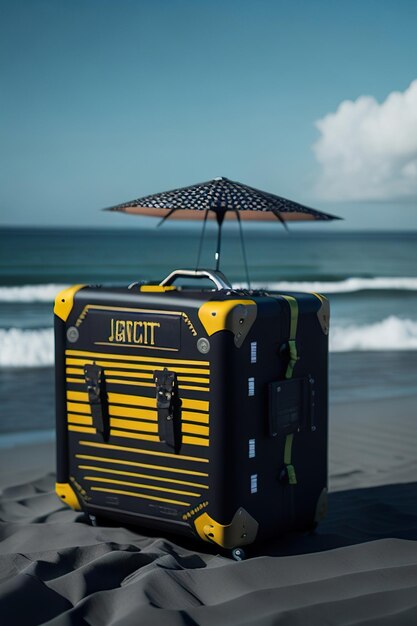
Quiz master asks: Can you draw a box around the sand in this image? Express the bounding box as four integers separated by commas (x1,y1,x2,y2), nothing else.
1,394,417,625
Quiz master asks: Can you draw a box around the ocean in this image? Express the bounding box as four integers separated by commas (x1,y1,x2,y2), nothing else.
1,226,416,444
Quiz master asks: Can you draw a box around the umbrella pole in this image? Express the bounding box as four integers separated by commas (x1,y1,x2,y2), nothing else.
195,209,209,270
215,212,225,271
235,210,250,289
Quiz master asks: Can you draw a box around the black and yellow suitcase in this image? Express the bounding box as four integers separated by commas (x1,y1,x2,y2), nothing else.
54,269,329,557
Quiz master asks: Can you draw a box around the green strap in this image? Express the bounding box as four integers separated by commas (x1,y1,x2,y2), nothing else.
283,433,297,485
284,432,293,465
281,296,299,485
281,296,299,379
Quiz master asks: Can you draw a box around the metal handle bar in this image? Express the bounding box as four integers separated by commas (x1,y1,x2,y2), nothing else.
159,269,232,291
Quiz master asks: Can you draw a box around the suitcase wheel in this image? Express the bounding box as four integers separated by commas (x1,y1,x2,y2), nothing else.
231,547,246,561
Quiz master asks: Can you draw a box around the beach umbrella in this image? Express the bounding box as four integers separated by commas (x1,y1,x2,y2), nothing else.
105,176,340,283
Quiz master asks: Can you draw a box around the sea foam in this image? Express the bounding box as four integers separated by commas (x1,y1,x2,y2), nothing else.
330,316,417,352
1,278,417,303
0,328,54,367
234,277,417,294
0,284,68,302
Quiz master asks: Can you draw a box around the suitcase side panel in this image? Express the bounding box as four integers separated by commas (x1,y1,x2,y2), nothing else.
251,292,328,538
197,292,328,543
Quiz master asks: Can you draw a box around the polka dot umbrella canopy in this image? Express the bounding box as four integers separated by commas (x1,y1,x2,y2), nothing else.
105,177,341,278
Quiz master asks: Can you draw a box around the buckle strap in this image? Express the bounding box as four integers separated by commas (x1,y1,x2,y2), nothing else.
84,363,108,440
154,368,181,450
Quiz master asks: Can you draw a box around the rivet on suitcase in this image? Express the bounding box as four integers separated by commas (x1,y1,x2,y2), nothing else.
54,269,329,554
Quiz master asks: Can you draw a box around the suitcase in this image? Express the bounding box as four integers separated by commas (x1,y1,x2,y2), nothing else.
54,269,329,555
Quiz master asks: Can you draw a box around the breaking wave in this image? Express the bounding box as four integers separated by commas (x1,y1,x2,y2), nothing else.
234,277,417,294
0,328,54,367
330,316,417,352
0,284,68,302
1,277,417,303
1,317,417,367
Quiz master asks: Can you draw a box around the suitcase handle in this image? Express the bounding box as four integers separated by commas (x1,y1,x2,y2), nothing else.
160,269,232,291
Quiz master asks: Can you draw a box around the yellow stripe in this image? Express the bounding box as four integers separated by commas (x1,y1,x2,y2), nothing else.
66,368,209,385
67,391,208,413
182,435,209,447
109,404,210,422
91,486,190,506
66,391,87,403
67,415,207,438
108,392,155,408
112,393,209,413
69,425,160,442
67,401,91,415
78,440,208,463
79,304,187,316
66,367,154,379
94,342,179,352
110,405,156,420
65,349,209,367
182,411,209,424
110,418,157,433
66,377,154,389
182,398,210,412
66,377,209,392
67,414,92,426
182,423,209,437
67,402,158,422
68,413,193,436
68,425,96,434
67,394,157,420
68,413,210,431
112,416,208,436
66,358,210,375
84,475,200,497
78,465,208,489
66,367,86,376
111,429,159,442
104,379,155,388
71,428,210,446
67,391,209,424
76,453,208,476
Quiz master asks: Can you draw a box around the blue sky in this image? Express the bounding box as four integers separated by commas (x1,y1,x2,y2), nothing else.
1,0,416,229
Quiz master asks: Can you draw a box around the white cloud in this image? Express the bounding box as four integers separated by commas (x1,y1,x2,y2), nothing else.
313,80,417,201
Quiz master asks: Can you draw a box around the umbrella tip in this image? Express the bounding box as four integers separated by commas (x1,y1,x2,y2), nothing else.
214,176,228,182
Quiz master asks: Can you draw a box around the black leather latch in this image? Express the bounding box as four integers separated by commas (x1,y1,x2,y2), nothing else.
84,363,109,441
154,368,182,451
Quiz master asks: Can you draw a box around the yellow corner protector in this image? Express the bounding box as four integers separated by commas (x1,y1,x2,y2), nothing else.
54,285,85,322
198,300,257,347
194,507,258,549
55,482,81,511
